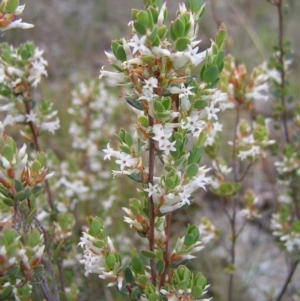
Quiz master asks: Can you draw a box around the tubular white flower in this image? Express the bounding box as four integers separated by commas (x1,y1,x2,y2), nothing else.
1,19,34,31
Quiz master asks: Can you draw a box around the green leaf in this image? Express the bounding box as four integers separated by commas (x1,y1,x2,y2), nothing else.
215,51,224,66
5,0,19,13
158,25,167,39
125,132,133,147
165,177,176,189
33,265,44,278
150,26,158,43
188,0,203,13
161,97,171,110
153,99,165,113
186,163,198,178
196,132,206,148
184,234,195,246
126,98,143,110
148,6,158,23
193,99,208,109
52,240,65,259
137,275,148,285
90,218,103,234
133,21,147,35
32,186,43,197
175,37,190,51
127,173,143,183
203,65,219,83
6,265,19,277
116,45,127,62
0,185,9,197
216,24,227,49
0,285,12,299
292,221,300,233
28,230,40,247
106,254,116,268
192,286,203,298
141,249,156,259
15,180,23,192
93,240,104,248
37,153,46,167
173,18,185,38
137,10,150,28
119,145,132,154
4,228,18,245
3,197,15,207
156,259,165,275
24,207,37,224
131,257,143,274
124,266,134,283
2,145,14,162
14,187,30,202
149,292,159,301
130,287,141,300
32,160,41,172
177,280,189,289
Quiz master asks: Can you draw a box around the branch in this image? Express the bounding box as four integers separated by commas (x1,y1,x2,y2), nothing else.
25,101,55,211
159,213,172,288
275,0,289,143
148,115,157,286
274,259,299,301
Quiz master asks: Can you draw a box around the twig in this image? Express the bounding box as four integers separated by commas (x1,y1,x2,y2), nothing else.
227,196,237,301
148,115,156,286
34,217,60,301
159,213,172,288
274,259,299,301
25,101,55,211
232,105,240,182
238,162,253,182
275,0,289,143
38,276,54,301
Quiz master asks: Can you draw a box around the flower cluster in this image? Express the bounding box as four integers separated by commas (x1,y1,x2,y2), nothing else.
0,228,45,300
0,42,60,135
272,210,300,253
219,54,270,105
235,118,275,162
0,0,33,31
78,217,123,287
81,1,226,299
0,122,52,214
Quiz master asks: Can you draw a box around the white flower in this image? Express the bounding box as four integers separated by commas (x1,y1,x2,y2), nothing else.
238,146,260,161
1,19,34,31
40,118,60,134
152,124,172,148
160,140,176,155
138,88,157,103
179,190,191,205
128,34,152,55
25,111,39,123
115,153,138,171
103,143,118,160
169,51,189,68
170,83,194,111
152,46,171,57
143,77,158,93
144,183,158,197
157,2,166,26
181,112,205,134
205,102,220,120
99,67,125,84
184,44,208,66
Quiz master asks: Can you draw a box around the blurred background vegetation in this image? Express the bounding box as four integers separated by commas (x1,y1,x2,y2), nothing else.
4,0,300,300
